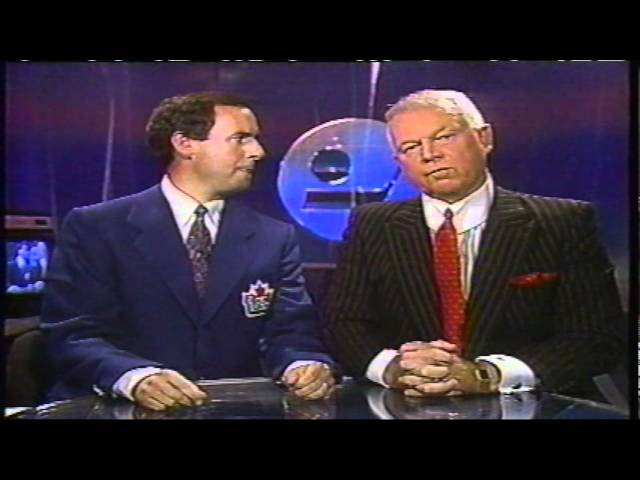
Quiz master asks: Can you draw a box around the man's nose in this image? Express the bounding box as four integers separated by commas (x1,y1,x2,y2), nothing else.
419,138,436,162
247,139,266,160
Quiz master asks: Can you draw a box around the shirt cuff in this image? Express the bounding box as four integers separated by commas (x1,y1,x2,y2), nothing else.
474,354,537,394
366,349,399,388
112,367,163,401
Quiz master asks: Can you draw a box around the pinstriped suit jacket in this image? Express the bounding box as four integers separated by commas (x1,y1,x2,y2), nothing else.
323,187,626,394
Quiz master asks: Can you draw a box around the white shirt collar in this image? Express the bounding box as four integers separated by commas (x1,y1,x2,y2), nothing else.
421,170,495,233
160,174,225,227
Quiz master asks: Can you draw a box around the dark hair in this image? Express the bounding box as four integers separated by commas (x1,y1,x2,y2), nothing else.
145,92,252,166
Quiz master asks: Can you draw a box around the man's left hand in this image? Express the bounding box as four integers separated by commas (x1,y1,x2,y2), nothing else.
282,364,336,400
402,358,500,396
396,340,499,396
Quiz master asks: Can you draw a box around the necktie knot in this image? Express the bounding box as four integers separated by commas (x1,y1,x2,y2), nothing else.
194,205,208,219
437,209,456,236
444,208,454,221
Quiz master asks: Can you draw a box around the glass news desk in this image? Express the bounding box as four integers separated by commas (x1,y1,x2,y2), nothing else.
8,377,629,420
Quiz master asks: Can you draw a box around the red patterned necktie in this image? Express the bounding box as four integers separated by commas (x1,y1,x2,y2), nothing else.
433,208,466,350
186,205,212,299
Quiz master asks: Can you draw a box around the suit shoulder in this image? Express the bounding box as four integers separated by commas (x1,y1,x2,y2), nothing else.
352,199,418,223
506,189,593,220
234,203,294,235
70,187,156,220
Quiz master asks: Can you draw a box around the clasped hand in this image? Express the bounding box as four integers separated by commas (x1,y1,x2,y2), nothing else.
281,363,336,400
390,340,492,397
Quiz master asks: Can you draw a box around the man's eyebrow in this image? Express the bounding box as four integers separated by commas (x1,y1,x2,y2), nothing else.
398,126,449,147
227,130,259,139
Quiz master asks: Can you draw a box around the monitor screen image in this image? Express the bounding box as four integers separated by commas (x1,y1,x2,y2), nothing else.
6,240,52,294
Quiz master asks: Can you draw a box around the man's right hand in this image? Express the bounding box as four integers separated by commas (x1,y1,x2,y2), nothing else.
385,340,461,396
132,369,207,411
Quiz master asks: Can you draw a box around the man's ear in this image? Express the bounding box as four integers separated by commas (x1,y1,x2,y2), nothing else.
170,132,198,160
477,124,494,154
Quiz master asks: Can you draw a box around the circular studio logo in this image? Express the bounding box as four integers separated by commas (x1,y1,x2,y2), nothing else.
278,118,420,241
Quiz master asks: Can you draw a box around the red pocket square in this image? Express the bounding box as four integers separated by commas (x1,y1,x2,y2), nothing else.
509,272,560,287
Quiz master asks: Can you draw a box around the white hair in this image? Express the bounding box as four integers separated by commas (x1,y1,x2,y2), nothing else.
385,89,487,129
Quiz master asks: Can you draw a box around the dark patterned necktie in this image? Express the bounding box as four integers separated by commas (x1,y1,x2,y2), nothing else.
186,205,212,299
433,209,466,350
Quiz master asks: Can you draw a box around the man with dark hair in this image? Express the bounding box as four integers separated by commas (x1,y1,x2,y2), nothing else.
146,92,252,166
324,89,625,400
43,92,336,411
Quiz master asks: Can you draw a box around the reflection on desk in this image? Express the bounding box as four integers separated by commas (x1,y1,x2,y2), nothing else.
365,388,537,420
10,377,629,420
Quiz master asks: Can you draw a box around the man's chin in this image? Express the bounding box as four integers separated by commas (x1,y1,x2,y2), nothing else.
221,181,253,197
422,183,467,203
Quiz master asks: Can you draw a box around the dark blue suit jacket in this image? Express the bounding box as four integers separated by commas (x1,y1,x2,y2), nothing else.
42,185,334,401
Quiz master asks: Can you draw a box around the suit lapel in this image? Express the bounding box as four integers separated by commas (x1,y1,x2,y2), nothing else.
201,200,256,324
128,185,201,326
385,199,441,341
465,188,535,357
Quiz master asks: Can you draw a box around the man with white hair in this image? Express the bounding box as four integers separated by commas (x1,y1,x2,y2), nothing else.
324,89,625,399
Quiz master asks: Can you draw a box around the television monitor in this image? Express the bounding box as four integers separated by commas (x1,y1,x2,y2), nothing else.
5,214,55,318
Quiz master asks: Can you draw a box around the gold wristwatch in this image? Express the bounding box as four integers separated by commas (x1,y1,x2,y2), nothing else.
475,361,501,394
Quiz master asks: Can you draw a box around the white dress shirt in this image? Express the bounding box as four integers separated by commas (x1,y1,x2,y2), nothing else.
366,172,536,394
110,175,321,401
